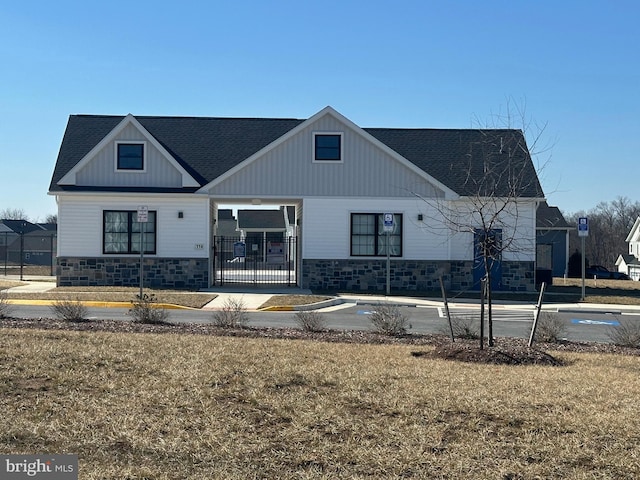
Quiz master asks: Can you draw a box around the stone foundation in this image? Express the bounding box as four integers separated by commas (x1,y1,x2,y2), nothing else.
57,257,209,290
302,259,534,292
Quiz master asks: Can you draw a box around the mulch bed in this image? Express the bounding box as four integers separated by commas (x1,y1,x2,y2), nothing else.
1,317,638,366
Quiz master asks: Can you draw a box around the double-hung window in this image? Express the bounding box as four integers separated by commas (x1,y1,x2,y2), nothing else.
103,210,156,254
351,213,402,257
116,143,145,170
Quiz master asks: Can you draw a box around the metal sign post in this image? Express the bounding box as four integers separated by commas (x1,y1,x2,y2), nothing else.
137,206,149,298
383,213,394,295
578,217,589,300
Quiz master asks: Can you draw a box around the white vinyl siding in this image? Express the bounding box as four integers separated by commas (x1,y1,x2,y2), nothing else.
446,200,537,262
57,195,210,257
301,197,536,262
302,198,450,260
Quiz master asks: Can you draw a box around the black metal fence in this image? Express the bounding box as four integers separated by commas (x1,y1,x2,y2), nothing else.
1,232,57,277
213,235,297,286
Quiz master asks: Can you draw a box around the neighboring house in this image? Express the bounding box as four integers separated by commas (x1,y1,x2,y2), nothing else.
236,209,291,265
617,217,640,280
0,220,57,266
535,201,572,281
48,106,544,291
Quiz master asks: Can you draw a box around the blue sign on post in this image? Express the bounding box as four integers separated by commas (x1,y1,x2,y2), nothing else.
578,217,589,237
233,241,246,258
383,213,394,232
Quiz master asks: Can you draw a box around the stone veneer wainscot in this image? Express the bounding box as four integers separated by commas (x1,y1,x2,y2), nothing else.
301,259,534,292
57,257,209,289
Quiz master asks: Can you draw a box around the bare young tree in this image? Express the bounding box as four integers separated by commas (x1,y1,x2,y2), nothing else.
415,99,549,349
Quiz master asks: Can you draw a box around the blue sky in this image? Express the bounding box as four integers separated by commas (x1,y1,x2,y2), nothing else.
1,0,638,221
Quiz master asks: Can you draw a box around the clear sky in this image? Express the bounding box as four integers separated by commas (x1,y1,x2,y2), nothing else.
1,0,638,221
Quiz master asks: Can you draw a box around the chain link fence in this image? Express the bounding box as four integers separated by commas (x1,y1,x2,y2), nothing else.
0,231,57,277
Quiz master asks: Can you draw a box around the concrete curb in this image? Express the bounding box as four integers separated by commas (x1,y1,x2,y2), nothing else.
258,297,419,312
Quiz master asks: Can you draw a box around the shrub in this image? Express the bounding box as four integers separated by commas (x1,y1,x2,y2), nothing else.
608,319,640,348
50,298,89,322
212,297,248,328
0,291,13,319
445,315,480,340
128,293,170,324
534,312,566,343
295,310,326,332
370,303,408,336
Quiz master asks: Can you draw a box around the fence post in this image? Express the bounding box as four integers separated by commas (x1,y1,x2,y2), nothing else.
19,230,24,281
3,232,7,276
50,234,55,276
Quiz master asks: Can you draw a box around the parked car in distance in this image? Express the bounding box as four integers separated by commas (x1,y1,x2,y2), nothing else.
586,265,630,280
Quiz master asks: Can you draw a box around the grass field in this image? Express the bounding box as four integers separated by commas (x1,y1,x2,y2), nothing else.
1,328,639,479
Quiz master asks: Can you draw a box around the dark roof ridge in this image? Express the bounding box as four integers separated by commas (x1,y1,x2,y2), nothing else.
71,113,306,122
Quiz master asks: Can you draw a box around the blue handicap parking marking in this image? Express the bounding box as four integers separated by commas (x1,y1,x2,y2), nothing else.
571,319,620,326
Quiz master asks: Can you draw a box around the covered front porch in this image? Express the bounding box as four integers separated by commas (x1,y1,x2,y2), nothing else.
209,199,302,287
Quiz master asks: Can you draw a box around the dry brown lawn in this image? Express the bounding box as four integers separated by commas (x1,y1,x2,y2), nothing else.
3,286,215,309
1,328,639,479
550,277,640,306
0,279,26,289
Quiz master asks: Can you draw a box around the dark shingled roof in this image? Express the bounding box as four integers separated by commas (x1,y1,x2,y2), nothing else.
0,220,44,234
536,201,571,229
237,210,286,230
50,114,544,198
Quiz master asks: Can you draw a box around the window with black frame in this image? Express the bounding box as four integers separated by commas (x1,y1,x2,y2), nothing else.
314,133,342,161
117,143,144,170
350,213,402,257
103,210,156,254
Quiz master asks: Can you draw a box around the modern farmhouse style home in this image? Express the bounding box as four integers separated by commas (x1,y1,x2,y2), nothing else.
49,106,545,291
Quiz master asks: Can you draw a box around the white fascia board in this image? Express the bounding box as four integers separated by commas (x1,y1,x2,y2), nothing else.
454,195,545,206
58,114,200,188
53,190,209,201
198,106,459,199
625,217,640,242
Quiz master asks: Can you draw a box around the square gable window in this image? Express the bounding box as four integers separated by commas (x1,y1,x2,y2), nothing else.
314,133,342,161
117,143,145,170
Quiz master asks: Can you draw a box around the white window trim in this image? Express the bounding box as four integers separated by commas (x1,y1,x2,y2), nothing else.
115,141,147,173
312,132,344,163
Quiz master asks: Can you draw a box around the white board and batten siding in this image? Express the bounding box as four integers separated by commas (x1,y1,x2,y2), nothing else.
302,198,537,262
57,195,210,257
209,114,443,200
73,123,184,189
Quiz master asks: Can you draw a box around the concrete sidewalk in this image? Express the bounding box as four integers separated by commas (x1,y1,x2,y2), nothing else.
1,276,57,293
3,275,640,314
200,287,313,310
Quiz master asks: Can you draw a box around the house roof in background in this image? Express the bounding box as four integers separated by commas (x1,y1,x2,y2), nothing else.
237,209,286,231
218,209,235,220
536,201,571,229
0,219,44,234
215,209,238,237
50,111,544,198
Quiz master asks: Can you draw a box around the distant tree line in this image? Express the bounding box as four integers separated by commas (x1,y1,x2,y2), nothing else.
564,196,640,271
0,208,57,224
